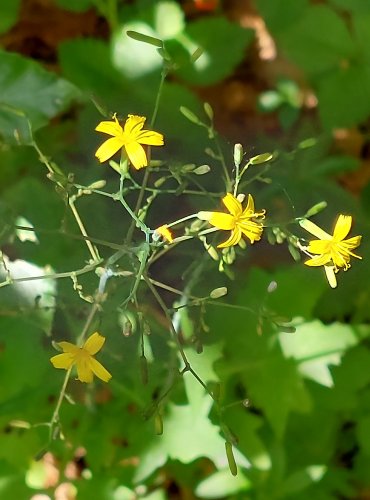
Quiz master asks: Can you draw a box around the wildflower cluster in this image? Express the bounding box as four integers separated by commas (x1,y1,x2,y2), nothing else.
49,112,362,386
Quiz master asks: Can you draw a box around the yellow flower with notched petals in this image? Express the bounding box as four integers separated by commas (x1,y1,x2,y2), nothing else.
50,332,112,383
95,114,164,170
300,214,362,288
198,193,265,248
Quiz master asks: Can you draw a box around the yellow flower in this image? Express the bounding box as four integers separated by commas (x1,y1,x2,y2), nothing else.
300,215,362,288
198,193,265,248
50,332,112,383
154,225,174,243
95,114,164,169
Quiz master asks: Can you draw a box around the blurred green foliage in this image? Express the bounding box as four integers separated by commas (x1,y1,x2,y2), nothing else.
0,1,370,499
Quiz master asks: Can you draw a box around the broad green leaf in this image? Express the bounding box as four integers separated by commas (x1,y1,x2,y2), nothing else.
59,38,128,98
278,5,356,76
55,0,93,11
279,320,358,387
135,346,249,482
195,469,250,498
356,416,370,455
281,465,327,496
311,156,360,176
209,274,312,437
317,65,370,129
0,50,80,144
0,255,56,335
0,317,50,402
0,462,32,497
328,0,370,13
112,23,163,78
0,0,21,34
256,0,308,33
135,391,249,482
172,17,254,85
353,13,370,64
155,1,185,40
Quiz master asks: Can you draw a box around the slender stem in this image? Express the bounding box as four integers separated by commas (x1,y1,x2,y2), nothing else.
120,240,150,308
150,67,167,128
118,176,150,235
125,67,168,244
214,135,232,192
68,198,100,261
144,275,189,368
166,213,199,228
0,261,102,288
49,367,72,441
77,302,100,345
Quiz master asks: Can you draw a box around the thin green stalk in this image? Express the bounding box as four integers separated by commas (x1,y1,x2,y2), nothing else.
49,367,72,442
214,135,232,192
69,198,100,261
118,175,150,235
125,67,168,244
0,261,102,288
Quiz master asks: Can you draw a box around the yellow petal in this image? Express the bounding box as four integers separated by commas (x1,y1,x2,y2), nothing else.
95,137,125,163
124,115,145,137
155,225,173,243
57,341,79,355
89,358,112,382
95,117,123,137
343,235,362,251
333,214,352,241
76,357,94,383
50,352,75,370
304,254,332,267
299,219,331,240
136,130,164,146
209,212,235,230
125,141,148,169
324,266,337,288
83,332,105,355
243,194,255,215
239,221,263,243
307,239,331,255
222,193,242,217
218,227,242,248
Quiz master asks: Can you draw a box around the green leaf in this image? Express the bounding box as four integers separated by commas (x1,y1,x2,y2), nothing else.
256,0,308,33
59,38,128,96
353,13,370,64
0,255,56,335
172,17,254,85
356,416,370,455
155,1,185,40
328,0,370,13
135,391,249,482
0,0,21,34
0,50,80,144
135,345,249,482
209,271,312,438
113,24,163,79
312,156,360,176
0,317,50,402
55,0,93,11
278,320,358,387
278,5,356,76
317,65,370,129
195,469,251,498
